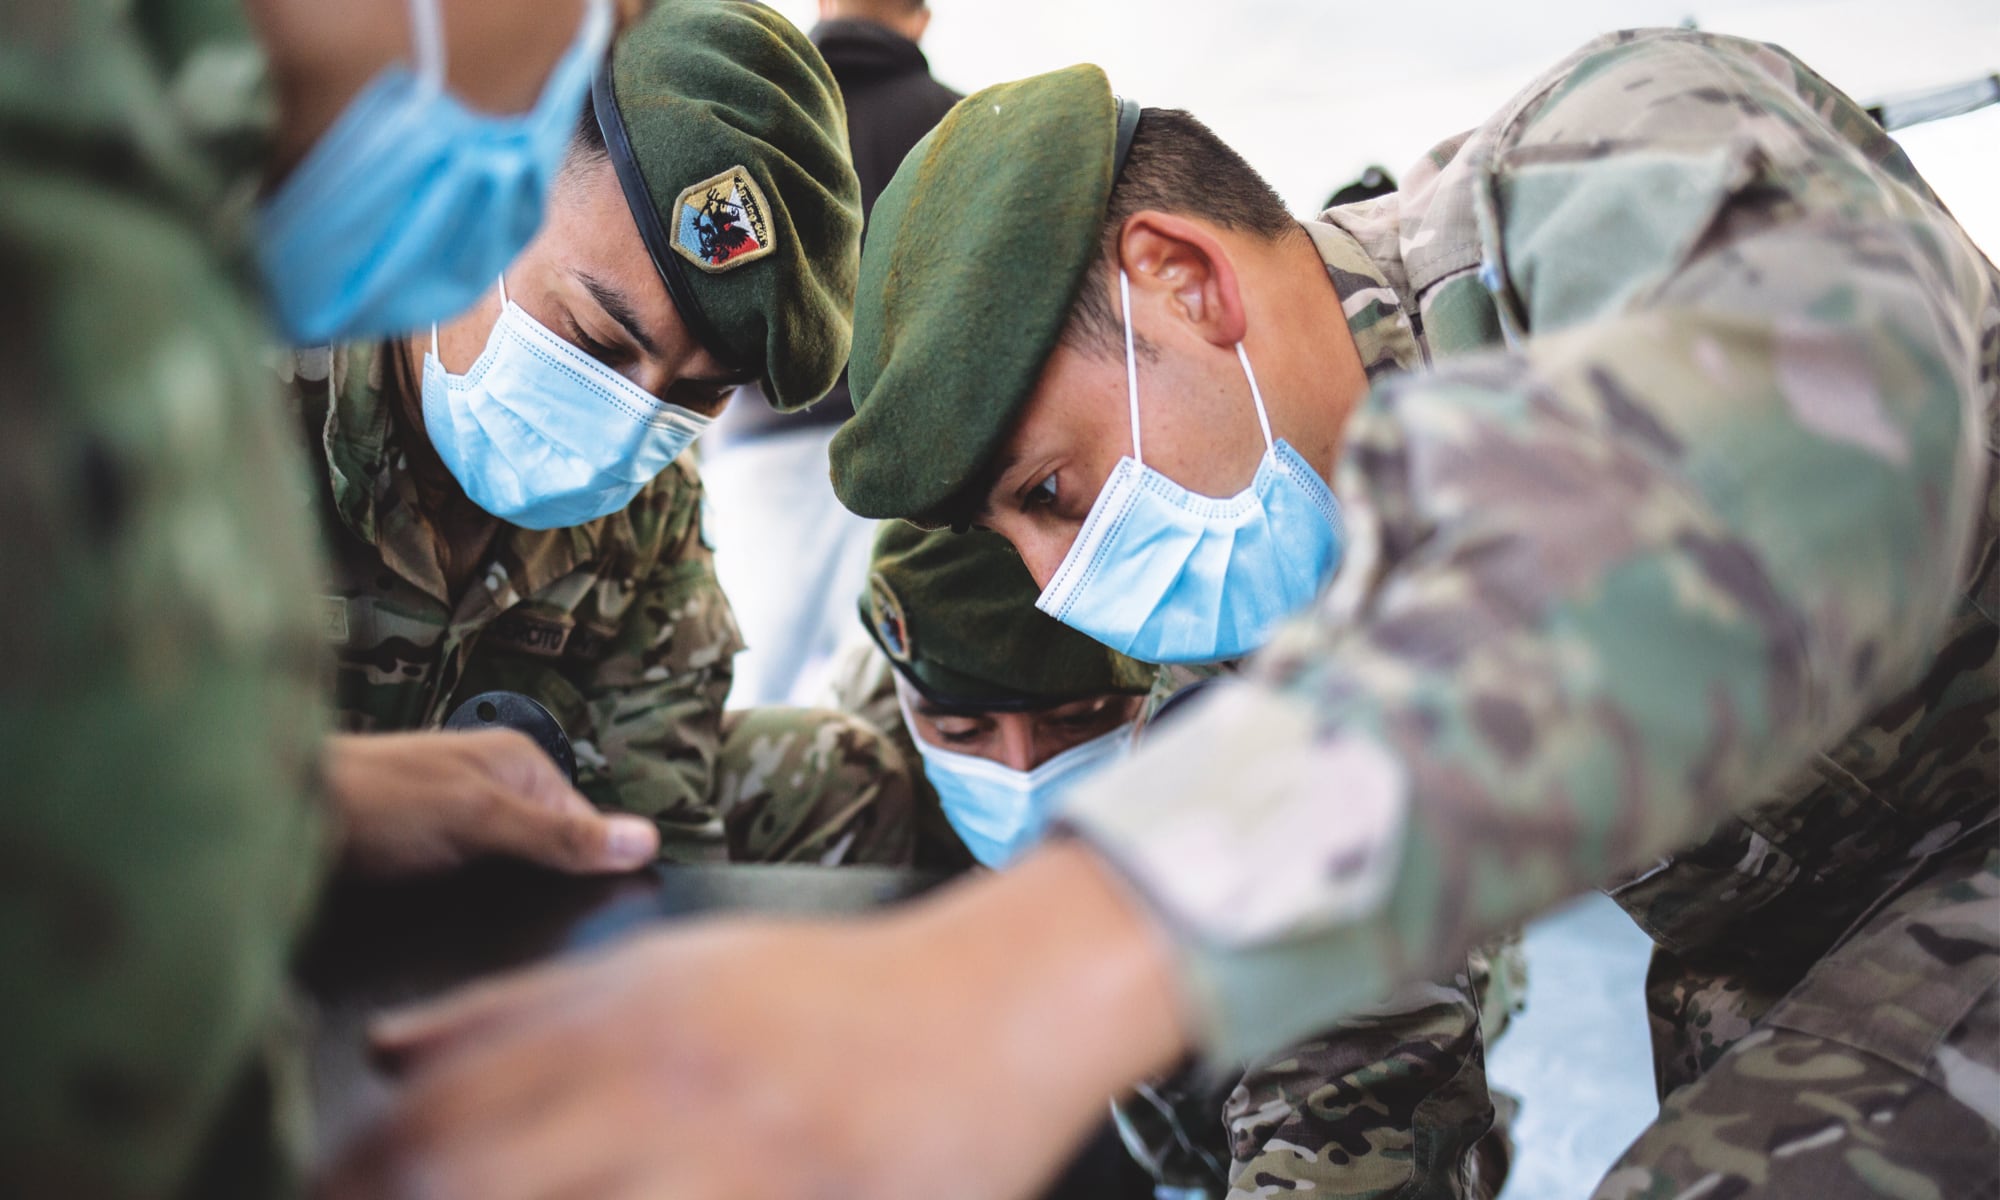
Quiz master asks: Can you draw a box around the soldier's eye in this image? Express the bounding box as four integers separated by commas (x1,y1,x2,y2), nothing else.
566,317,625,368
1021,474,1058,512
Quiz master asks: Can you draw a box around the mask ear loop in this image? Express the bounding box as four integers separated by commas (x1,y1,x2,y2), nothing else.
406,0,447,92
432,275,507,358
1119,269,1144,465
1237,343,1275,452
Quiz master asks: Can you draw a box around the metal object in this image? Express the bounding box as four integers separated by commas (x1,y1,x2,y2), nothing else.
1870,73,2000,131
444,690,578,783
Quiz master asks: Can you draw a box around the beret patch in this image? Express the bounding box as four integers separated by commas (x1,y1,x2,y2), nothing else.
605,0,861,410
860,521,1152,708
672,167,776,274
867,570,913,663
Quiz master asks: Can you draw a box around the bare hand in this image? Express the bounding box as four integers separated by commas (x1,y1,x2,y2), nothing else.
324,730,659,878
316,843,1189,1199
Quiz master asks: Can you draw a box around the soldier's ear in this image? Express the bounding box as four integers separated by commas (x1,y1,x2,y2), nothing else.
1115,211,1247,349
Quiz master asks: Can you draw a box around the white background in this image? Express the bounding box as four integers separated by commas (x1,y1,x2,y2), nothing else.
769,0,1999,255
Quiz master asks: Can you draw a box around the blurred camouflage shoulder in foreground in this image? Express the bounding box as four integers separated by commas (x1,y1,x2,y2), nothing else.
0,1,328,1195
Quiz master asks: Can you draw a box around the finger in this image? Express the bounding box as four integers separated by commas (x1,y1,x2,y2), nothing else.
407,1072,654,1200
476,782,659,874
330,1018,606,1200
372,958,590,1070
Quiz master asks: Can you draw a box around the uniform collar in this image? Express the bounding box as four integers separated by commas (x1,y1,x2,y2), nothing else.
1302,205,1426,382
319,342,592,609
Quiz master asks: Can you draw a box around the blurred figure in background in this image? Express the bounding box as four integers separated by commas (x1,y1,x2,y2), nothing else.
703,0,961,707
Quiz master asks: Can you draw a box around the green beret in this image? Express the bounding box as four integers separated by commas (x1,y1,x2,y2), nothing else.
862,521,1153,709
593,0,861,409
830,65,1123,520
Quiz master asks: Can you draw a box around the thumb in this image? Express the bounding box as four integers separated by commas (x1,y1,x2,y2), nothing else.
370,955,584,1071
476,780,661,874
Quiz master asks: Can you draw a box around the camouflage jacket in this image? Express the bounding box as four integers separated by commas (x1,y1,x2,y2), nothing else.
1061,28,2000,1064
828,644,1519,1198
286,344,745,856
1,2,328,1197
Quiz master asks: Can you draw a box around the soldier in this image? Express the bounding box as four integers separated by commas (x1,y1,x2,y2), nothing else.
326,28,1999,1200
836,521,1520,1198
0,0,672,1195
287,0,919,866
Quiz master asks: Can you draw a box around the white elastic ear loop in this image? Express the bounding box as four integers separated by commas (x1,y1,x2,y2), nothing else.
1119,269,1144,465
1237,342,1275,451
432,275,507,357
407,0,446,89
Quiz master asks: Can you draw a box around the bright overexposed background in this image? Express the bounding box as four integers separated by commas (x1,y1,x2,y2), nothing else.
770,0,1998,255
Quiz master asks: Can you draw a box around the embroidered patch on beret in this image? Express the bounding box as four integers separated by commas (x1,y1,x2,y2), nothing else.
867,571,912,663
671,166,776,273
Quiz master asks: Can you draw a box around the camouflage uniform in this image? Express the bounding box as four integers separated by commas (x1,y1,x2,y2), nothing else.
0,2,327,1197
286,344,915,865
1059,30,2000,1196
827,643,1523,1198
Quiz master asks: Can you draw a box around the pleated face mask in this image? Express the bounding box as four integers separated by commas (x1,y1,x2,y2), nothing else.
255,0,612,345
420,276,712,530
1034,271,1345,665
899,692,1133,868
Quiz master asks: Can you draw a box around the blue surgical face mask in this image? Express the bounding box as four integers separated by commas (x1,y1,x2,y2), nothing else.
421,276,713,530
899,692,1132,868
255,0,613,345
1034,270,1345,665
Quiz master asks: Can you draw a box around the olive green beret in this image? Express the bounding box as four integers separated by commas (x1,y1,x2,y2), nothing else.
862,521,1153,709
830,66,1122,520
593,0,861,409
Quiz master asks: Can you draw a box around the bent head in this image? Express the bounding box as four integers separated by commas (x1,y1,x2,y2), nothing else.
862,521,1151,865
425,120,748,417
832,79,1367,591
898,688,1139,773
400,0,861,528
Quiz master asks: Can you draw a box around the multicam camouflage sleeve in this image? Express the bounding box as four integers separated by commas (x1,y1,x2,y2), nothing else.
1118,940,1522,1200
556,473,742,854
1059,31,2000,1063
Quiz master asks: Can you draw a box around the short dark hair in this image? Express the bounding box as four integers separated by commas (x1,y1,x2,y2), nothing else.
568,101,609,169
1061,107,1299,357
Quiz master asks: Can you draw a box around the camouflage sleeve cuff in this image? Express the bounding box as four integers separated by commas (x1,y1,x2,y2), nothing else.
1054,681,1410,1063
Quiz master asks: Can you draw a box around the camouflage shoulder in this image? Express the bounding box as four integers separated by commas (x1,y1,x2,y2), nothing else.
592,456,708,565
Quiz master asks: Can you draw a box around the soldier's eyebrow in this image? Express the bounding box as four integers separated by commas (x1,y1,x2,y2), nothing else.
577,271,661,358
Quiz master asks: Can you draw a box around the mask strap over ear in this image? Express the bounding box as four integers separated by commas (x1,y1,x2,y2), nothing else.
1238,343,1275,451
433,275,507,356
407,0,446,91
1119,269,1144,465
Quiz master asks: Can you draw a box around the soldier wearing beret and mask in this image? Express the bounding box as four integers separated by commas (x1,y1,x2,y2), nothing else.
281,0,918,866
831,521,1522,1198
325,28,1998,1200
